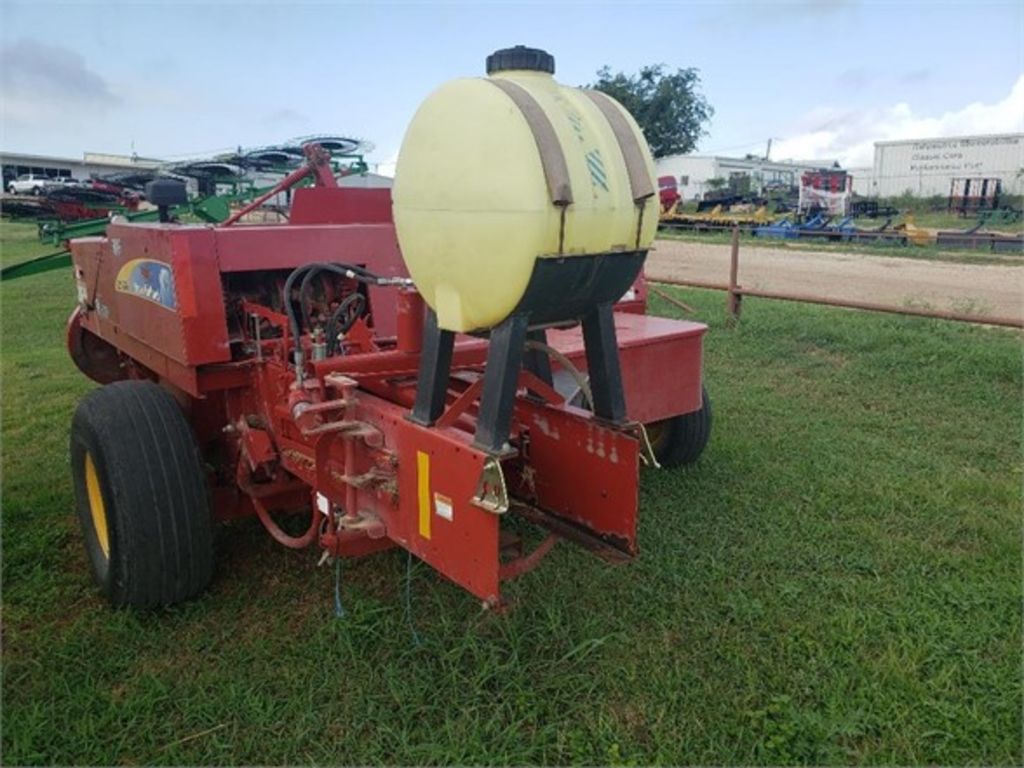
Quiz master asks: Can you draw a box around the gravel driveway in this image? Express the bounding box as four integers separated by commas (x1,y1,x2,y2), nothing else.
647,239,1024,323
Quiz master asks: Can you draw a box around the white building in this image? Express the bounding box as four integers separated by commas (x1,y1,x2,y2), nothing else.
655,154,838,200
863,133,1024,197
0,150,163,187
338,171,393,189
846,167,874,196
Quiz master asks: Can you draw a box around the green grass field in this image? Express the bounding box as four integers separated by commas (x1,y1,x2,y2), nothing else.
2,219,1021,765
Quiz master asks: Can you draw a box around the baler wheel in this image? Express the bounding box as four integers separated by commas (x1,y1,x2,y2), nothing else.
646,386,712,468
70,380,214,608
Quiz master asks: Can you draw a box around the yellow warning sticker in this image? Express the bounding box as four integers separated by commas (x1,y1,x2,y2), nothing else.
417,451,430,540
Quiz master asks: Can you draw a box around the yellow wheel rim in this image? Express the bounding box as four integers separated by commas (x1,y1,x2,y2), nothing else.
84,453,110,558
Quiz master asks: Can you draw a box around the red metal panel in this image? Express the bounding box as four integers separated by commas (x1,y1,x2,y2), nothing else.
169,229,233,365
548,313,705,424
292,390,501,603
212,223,405,276
389,412,500,604
513,399,640,555
102,225,189,364
259,384,500,603
290,187,393,225
71,224,231,373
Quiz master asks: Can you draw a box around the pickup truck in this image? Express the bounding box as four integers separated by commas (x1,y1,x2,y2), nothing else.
6,175,77,195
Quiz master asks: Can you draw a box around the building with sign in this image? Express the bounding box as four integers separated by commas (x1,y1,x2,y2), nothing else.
864,133,1023,197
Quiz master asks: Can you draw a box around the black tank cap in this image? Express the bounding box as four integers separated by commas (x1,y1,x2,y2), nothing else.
486,46,555,75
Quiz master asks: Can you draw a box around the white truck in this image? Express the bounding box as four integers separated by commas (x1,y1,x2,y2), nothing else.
6,174,70,195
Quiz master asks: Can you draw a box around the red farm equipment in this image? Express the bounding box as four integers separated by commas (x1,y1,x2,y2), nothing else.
66,50,712,610
658,175,681,213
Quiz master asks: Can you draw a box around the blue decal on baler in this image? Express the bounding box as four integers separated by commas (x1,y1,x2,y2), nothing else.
114,259,177,310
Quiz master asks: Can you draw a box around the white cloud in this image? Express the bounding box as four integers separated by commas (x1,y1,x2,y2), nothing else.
772,74,1024,167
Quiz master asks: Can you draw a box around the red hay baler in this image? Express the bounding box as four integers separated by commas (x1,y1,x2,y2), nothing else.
66,55,711,611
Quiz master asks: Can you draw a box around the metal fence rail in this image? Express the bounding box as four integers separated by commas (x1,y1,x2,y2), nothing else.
649,226,1024,329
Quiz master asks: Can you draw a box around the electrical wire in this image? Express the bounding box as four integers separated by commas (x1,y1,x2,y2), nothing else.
333,557,346,619
404,551,422,647
329,505,345,619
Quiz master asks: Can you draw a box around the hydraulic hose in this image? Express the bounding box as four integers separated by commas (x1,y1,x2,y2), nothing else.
298,262,376,331
325,293,366,355
283,262,409,369
524,339,593,409
250,493,320,550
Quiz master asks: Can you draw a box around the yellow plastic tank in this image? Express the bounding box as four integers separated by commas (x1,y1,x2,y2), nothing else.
393,46,658,333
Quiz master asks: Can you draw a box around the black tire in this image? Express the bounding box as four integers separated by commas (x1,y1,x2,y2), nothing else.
70,380,214,608
646,386,712,468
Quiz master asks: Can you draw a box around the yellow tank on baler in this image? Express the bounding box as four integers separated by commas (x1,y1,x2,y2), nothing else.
393,46,658,333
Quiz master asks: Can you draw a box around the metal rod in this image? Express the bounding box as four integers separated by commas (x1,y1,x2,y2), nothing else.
647,284,696,315
727,225,741,322
222,144,341,227
221,165,313,227
657,278,732,292
649,277,1023,329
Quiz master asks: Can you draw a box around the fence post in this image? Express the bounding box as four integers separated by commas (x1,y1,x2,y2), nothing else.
727,224,742,324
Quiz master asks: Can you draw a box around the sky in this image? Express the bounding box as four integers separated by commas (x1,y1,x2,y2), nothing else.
1,0,1022,174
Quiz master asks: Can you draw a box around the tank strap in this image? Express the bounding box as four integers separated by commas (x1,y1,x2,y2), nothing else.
581,90,656,204
486,79,574,207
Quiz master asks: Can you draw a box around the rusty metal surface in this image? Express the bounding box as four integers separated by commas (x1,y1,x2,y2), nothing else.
509,397,641,557
498,533,558,581
509,502,632,564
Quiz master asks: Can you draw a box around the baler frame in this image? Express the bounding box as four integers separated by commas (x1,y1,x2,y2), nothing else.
65,150,709,608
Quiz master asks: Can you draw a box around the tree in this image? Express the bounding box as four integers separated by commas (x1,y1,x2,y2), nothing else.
590,65,712,159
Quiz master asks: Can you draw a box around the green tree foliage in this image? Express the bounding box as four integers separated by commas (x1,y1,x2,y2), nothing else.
590,64,712,158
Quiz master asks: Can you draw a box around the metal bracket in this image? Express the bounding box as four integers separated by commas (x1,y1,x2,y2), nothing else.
471,457,510,515
337,509,386,539
334,467,393,489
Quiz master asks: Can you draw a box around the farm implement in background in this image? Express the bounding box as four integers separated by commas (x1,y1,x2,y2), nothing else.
660,203,773,232
3,137,375,281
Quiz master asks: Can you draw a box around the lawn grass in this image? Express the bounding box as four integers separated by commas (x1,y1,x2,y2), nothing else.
904,210,1023,234
2,218,1022,765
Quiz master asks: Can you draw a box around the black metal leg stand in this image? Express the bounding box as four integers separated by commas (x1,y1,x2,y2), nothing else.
582,302,627,423
473,313,529,453
523,328,554,387
410,309,455,426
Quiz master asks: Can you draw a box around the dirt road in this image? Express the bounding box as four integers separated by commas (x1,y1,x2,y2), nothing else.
647,240,1024,323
